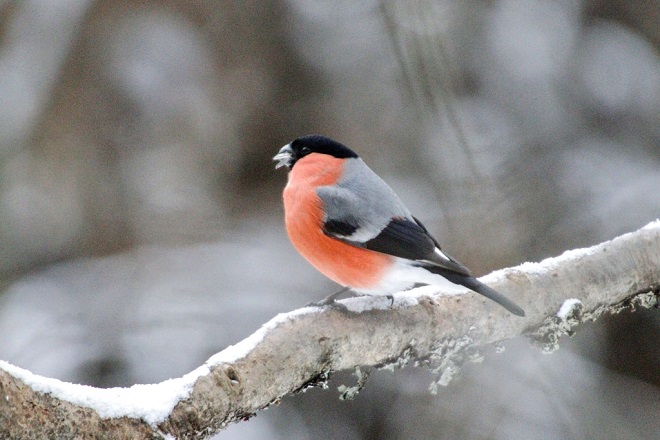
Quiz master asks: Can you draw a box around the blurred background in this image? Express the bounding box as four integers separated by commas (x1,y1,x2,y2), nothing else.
0,0,658,438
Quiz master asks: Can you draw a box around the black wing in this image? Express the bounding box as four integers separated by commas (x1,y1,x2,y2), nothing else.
322,216,471,276
362,217,436,260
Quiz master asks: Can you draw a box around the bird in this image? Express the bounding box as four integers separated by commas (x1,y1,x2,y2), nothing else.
273,134,525,316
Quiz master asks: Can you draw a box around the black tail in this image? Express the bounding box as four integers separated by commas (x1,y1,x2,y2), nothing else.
426,266,526,316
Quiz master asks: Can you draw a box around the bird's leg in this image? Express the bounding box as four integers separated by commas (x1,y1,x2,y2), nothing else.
306,286,351,308
386,294,394,307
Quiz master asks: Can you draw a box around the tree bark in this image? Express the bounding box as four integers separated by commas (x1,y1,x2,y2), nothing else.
1,222,658,439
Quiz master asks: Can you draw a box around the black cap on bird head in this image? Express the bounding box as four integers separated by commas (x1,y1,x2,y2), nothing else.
273,135,358,170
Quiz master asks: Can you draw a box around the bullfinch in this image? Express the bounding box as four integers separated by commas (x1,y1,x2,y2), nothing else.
274,135,525,317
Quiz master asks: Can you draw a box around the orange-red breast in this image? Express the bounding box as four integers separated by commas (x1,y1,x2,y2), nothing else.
274,135,525,316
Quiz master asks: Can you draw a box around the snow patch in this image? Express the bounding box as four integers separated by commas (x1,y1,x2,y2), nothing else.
557,299,582,320
395,285,440,304
642,219,660,230
0,360,206,425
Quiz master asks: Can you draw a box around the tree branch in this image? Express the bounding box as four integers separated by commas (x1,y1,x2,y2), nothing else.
1,222,659,439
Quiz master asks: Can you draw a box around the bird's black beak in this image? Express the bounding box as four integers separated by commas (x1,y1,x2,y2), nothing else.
273,144,293,169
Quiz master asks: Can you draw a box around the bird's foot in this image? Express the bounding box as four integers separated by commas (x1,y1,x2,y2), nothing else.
306,286,351,308
305,297,351,313
306,288,394,312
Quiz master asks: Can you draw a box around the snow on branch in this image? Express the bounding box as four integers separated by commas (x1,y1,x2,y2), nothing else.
1,221,659,439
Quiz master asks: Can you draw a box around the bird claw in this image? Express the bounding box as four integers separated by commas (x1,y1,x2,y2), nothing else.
305,297,334,307
305,297,351,312
306,286,350,307
306,291,395,312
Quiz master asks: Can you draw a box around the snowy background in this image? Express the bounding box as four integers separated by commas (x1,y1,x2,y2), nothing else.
0,0,658,438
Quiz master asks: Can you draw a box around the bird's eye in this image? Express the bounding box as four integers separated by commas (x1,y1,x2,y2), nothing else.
301,146,311,155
